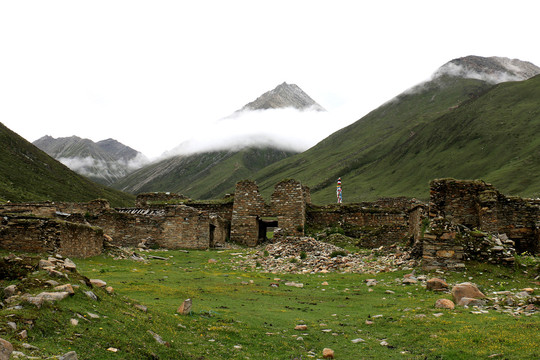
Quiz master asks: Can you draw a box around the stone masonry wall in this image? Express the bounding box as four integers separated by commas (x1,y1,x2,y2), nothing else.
271,179,309,237
135,193,190,207
90,205,218,249
0,216,103,258
230,180,271,246
306,202,413,248
430,179,539,254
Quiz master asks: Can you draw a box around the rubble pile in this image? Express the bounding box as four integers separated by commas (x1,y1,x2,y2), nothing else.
241,237,418,274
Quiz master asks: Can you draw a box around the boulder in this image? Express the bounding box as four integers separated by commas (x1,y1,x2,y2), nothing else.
435,299,455,310
426,278,449,291
451,282,485,303
0,338,13,360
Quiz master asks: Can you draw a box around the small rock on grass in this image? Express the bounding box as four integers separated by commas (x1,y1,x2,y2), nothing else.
435,298,455,310
351,338,365,343
177,298,192,315
322,348,334,359
295,325,308,331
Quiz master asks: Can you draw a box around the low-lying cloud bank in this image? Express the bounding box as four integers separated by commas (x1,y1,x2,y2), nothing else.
162,107,358,158
59,153,149,179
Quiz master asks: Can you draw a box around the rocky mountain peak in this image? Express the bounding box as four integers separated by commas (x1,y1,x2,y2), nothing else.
433,55,540,83
239,82,325,111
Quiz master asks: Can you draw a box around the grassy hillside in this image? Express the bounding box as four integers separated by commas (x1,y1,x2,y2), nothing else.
113,147,296,199
252,76,496,203
0,122,134,206
2,249,538,359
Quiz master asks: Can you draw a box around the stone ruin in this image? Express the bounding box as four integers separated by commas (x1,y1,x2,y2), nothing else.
0,178,538,269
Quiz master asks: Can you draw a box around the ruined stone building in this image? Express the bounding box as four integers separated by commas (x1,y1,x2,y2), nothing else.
0,178,538,270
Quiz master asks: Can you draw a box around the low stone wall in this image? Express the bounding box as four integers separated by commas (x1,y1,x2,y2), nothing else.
306,203,414,248
135,193,190,207
89,205,222,250
0,216,103,258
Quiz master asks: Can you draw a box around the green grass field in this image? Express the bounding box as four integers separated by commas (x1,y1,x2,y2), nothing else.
2,248,537,359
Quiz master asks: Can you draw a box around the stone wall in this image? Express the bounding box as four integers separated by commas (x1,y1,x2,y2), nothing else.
230,180,272,246
135,193,190,207
430,179,539,254
306,202,414,248
0,216,103,258
271,179,310,237
90,205,224,249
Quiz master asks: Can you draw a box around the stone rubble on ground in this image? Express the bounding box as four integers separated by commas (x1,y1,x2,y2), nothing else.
238,237,417,274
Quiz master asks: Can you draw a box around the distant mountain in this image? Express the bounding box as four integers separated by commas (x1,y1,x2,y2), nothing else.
113,82,325,197
434,55,540,83
238,82,325,112
250,56,540,203
33,136,148,185
0,123,134,206
113,147,295,199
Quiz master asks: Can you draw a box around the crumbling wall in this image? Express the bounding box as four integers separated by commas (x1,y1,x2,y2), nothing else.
429,179,539,254
90,205,221,249
0,216,103,258
306,202,412,248
135,193,190,207
271,179,309,237
230,180,271,246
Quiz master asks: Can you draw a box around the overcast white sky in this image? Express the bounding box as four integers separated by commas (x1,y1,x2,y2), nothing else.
1,1,539,158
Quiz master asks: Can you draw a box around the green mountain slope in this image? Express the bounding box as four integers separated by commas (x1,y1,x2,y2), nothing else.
113,147,295,199
0,122,134,206
254,74,540,203
252,75,495,202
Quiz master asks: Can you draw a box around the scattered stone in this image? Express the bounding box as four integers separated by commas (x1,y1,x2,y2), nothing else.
322,348,334,359
38,259,54,270
86,312,100,319
54,284,75,295
234,345,242,349
70,319,79,326
84,291,98,301
90,279,107,288
63,259,77,271
208,259,217,263
366,279,378,286
7,322,16,330
21,343,38,350
0,338,13,360
134,304,148,313
4,285,17,297
105,286,114,294
451,282,486,303
285,282,304,288
48,269,66,278
522,288,534,295
433,313,444,317
426,278,449,291
402,278,418,285
59,351,78,360
380,340,389,346
435,299,455,310
177,299,192,315
351,338,365,343
365,320,374,325
385,290,395,294
322,281,329,286
294,325,308,331
458,297,485,307
148,330,167,346
18,330,27,339
107,348,118,353
44,280,60,287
